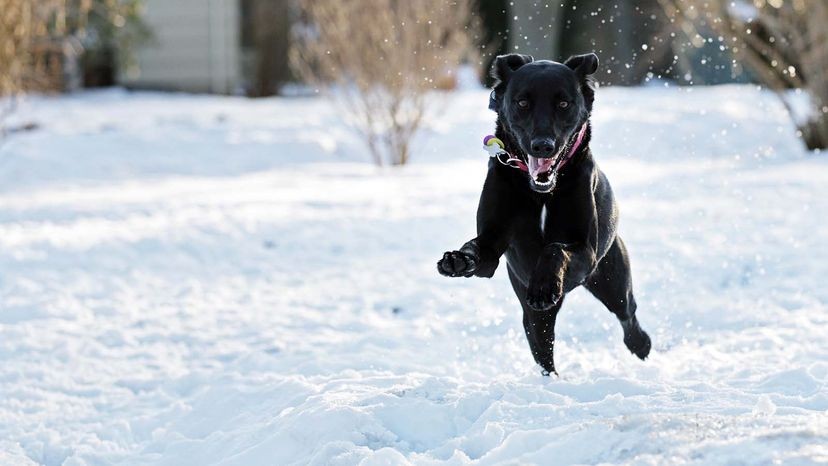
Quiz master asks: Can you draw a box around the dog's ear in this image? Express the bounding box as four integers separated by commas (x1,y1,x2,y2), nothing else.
564,53,599,77
565,53,599,113
490,54,533,112
491,53,534,87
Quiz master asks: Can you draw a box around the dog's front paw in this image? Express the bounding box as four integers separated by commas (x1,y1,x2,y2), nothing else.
526,274,563,311
437,250,478,277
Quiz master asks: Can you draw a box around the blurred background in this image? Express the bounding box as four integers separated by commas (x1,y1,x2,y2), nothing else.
1,0,826,155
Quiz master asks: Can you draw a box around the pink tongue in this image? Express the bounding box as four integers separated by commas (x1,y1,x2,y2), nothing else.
527,156,555,179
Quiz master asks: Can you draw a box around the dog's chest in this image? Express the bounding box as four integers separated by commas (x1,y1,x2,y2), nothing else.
535,199,573,242
540,204,548,237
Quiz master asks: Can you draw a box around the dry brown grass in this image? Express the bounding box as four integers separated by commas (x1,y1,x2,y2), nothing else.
291,0,480,165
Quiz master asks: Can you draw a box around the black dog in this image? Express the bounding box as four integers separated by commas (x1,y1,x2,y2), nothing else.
438,53,651,375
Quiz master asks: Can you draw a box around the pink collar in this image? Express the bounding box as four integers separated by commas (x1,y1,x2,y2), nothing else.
485,123,588,173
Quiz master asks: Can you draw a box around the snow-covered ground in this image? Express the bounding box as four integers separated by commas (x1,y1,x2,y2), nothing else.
1,85,827,465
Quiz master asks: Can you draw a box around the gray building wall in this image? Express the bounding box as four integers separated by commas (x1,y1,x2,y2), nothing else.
119,0,241,94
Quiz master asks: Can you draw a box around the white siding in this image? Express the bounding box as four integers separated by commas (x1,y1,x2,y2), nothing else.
120,0,241,93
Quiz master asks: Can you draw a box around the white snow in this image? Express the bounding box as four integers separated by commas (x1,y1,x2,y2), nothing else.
1,85,827,465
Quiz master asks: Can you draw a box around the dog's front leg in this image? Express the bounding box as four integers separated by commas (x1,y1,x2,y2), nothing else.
438,164,515,279
526,242,597,311
437,231,510,278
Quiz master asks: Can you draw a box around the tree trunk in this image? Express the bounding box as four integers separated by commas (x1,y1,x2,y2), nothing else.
251,0,291,96
801,111,828,151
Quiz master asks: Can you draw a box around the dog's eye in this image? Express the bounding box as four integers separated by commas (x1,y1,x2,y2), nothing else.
517,99,530,109
559,101,570,109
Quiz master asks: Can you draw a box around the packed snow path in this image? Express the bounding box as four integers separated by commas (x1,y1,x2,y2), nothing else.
1,86,827,465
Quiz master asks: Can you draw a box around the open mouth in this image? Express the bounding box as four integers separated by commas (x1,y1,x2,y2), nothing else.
526,145,567,191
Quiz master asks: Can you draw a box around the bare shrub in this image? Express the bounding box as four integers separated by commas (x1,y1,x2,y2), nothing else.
2,0,150,90
665,0,828,150
1,1,149,137
291,0,479,166
1,1,27,96
1,0,81,97
0,0,53,136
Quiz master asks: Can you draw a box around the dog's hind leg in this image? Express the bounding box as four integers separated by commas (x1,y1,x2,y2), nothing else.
584,236,651,360
509,267,562,375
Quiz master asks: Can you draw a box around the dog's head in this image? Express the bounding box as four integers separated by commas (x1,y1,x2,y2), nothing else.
490,53,598,193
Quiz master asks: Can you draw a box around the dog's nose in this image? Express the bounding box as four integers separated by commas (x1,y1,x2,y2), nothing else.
530,138,556,156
